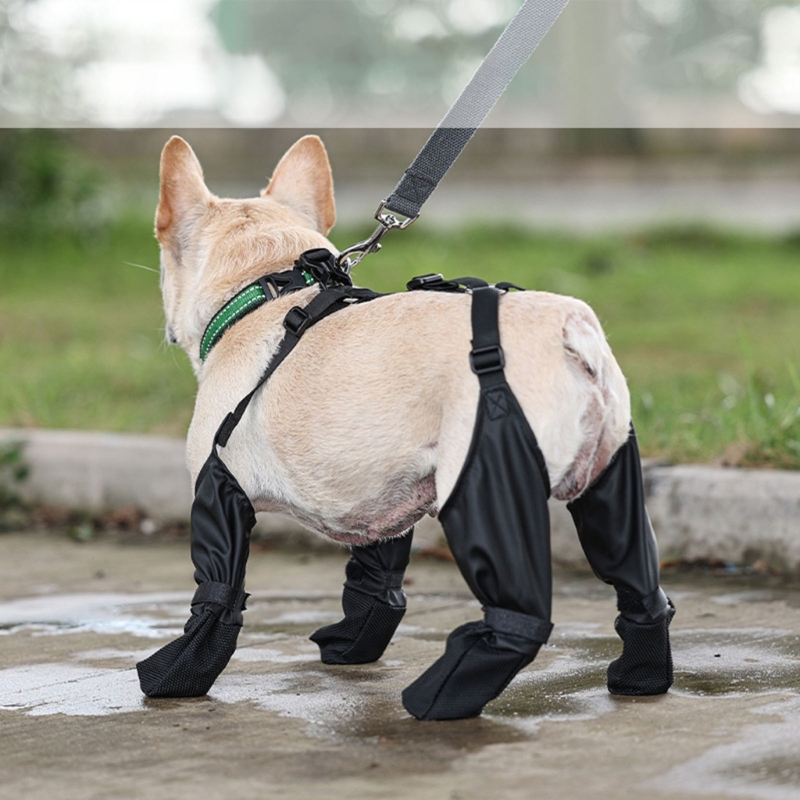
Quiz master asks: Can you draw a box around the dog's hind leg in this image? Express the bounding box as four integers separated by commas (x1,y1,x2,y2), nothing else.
310,530,413,664
402,287,554,721
567,426,675,696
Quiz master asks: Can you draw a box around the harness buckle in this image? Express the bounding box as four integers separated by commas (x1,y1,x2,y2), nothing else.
470,345,505,375
407,273,446,291
283,306,312,336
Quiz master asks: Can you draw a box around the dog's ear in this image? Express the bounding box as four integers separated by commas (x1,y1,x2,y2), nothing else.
155,136,212,249
262,135,336,235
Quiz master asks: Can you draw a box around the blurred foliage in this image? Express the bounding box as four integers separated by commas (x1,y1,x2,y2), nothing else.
0,215,799,470
0,0,87,125
210,0,528,121
207,0,784,126
626,0,772,90
0,441,28,524
0,129,105,237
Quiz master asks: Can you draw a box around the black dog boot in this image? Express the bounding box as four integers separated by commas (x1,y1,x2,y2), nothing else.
310,533,412,665
402,607,552,721
607,586,676,696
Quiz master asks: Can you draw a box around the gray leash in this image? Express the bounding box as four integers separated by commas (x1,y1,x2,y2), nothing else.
338,0,570,271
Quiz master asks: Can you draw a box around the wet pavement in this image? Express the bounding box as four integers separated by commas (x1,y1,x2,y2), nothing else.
2,532,800,800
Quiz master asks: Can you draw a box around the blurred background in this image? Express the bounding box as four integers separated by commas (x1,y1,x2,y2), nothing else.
1,0,799,472
5,0,800,128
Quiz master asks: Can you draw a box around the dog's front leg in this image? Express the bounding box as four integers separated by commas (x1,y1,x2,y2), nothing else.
310,531,413,664
137,451,255,697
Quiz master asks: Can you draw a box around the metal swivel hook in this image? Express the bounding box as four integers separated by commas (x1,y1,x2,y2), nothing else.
337,201,418,273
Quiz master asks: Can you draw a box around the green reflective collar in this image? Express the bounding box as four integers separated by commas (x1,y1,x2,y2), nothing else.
200,269,314,362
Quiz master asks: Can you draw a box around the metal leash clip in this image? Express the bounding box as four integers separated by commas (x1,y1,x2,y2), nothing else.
337,200,418,272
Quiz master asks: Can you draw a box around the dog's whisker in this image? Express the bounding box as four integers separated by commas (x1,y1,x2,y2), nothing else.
123,261,159,274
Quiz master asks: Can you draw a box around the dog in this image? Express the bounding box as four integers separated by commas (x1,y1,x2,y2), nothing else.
158,134,628,516
148,134,674,719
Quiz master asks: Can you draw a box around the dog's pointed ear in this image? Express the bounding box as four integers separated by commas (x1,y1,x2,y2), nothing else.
155,136,212,248
262,135,336,235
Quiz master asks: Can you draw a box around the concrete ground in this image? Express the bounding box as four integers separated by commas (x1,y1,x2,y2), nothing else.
2,532,800,800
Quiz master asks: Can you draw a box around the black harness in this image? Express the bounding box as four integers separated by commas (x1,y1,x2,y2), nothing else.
137,248,670,718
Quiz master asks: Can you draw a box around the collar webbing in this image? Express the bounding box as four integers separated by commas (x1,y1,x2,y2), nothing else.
200,273,312,362
199,248,352,362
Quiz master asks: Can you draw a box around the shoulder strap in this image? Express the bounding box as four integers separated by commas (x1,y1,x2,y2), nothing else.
214,286,379,448
469,287,507,390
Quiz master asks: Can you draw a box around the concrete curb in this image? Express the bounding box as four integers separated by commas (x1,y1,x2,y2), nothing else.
2,428,799,568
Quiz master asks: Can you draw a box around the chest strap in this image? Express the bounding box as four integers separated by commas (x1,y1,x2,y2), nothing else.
214,284,380,448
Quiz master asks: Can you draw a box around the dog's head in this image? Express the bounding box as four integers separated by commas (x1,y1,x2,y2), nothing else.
155,135,337,372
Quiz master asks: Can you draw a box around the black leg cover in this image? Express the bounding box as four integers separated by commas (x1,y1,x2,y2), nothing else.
607,586,676,696
566,426,676,696
310,531,413,664
403,287,556,720
402,607,552,721
137,451,256,697
566,425,660,597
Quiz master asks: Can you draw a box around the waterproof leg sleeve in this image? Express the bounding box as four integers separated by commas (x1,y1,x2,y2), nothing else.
310,530,413,664
567,427,675,695
137,451,256,697
402,287,554,721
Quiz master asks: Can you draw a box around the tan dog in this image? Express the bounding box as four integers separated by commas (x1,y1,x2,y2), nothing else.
156,134,630,545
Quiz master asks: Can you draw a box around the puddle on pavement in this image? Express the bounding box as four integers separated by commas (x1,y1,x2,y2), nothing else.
672,628,800,695
3,586,800,781
0,592,189,638
647,696,800,800
0,663,145,716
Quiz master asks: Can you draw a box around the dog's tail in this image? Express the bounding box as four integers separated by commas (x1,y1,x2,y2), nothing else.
553,300,630,500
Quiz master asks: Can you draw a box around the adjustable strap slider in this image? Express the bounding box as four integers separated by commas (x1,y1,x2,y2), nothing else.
470,344,505,375
407,273,448,291
283,306,312,336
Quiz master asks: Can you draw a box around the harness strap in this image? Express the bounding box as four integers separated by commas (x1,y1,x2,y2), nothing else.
470,287,507,390
406,273,489,293
214,285,380,448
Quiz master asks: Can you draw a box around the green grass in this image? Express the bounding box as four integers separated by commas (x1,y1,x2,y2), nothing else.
1,217,799,468
0,219,197,435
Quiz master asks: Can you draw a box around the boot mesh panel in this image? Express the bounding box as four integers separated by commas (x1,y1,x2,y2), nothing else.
137,610,240,698
402,622,537,721
311,588,405,664
607,612,674,696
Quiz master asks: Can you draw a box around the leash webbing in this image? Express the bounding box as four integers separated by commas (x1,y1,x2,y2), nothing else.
384,0,570,220
338,0,570,268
